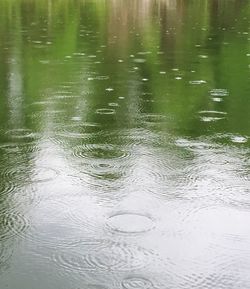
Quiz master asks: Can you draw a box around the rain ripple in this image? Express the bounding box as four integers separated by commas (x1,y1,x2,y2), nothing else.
55,122,101,140
73,143,130,161
122,276,154,289
0,212,30,241
52,239,155,272
0,185,40,215
5,128,35,140
199,110,227,122
106,212,155,234
0,242,13,271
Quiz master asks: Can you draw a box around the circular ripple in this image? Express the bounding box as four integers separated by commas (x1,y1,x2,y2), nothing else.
5,128,38,141
230,135,248,144
56,122,101,139
83,285,108,289
31,167,59,183
140,114,168,128
0,242,13,270
174,165,226,198
0,180,16,197
5,128,32,137
86,161,125,180
0,142,39,154
189,80,207,85
0,165,25,182
107,212,155,234
73,143,130,160
198,111,227,122
0,185,40,215
95,108,116,115
210,89,229,97
122,276,153,289
0,213,29,241
53,240,154,272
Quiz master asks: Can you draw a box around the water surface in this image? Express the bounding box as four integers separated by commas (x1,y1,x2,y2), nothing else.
0,0,250,288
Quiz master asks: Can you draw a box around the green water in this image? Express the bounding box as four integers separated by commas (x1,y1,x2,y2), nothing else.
0,1,250,288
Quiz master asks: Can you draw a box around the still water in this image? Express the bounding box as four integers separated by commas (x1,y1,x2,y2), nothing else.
0,0,250,288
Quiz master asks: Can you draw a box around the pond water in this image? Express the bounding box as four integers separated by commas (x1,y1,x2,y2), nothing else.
0,0,250,288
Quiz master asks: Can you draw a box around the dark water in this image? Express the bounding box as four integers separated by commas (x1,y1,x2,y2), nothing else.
0,0,250,288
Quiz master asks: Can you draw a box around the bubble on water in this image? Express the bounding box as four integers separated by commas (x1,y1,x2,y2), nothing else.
39,60,50,64
137,51,151,55
122,276,153,289
198,55,208,58
133,59,146,63
210,89,229,97
199,111,227,122
189,80,207,85
95,76,109,80
107,212,155,234
73,52,85,56
71,116,82,121
96,108,116,115
212,97,223,102
105,88,114,92
230,135,248,144
108,103,119,107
